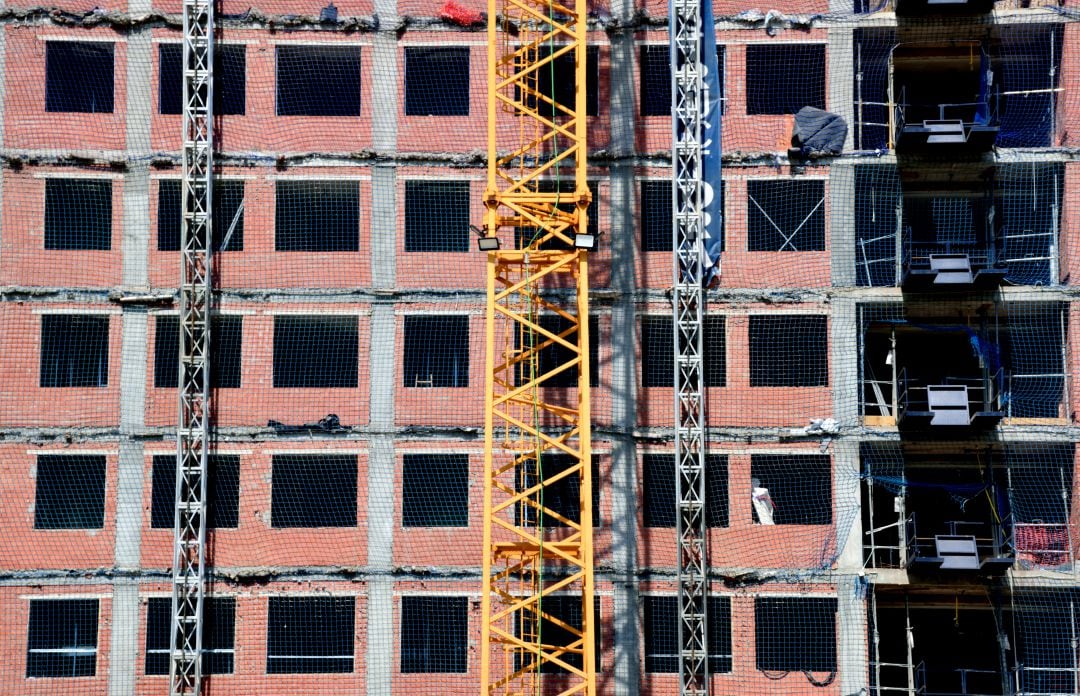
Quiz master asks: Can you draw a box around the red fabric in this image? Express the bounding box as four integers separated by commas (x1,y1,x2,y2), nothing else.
441,1,483,26
1014,524,1070,567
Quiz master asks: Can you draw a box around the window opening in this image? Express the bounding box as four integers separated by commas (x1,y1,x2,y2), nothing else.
746,44,824,115
402,454,469,527
643,595,732,673
44,179,112,251
158,179,245,252
34,455,107,530
46,42,113,113
404,180,470,252
643,453,728,528
404,47,470,116
151,454,240,529
145,597,235,675
271,454,357,528
159,43,246,115
273,316,358,388
276,46,361,116
267,597,355,673
402,315,469,388
154,315,243,389
400,596,468,673
26,599,99,678
747,179,825,252
40,315,109,388
275,180,359,252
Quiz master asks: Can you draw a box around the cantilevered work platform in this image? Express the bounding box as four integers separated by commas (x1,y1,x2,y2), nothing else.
479,0,595,692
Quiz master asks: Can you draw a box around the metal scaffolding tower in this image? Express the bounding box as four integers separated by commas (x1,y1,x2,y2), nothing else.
478,0,596,690
169,0,214,689
671,0,709,692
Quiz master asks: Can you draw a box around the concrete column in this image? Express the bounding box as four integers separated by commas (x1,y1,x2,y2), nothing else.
366,1,397,690
110,11,153,696
834,438,863,571
107,580,140,696
830,161,857,288
607,0,640,689
827,28,855,151
831,298,859,429
837,574,869,696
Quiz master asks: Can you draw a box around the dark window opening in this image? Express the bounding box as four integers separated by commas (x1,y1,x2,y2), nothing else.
643,596,732,673
515,454,601,528
271,455,357,528
159,43,246,115
755,597,837,673
145,597,235,675
150,454,240,530
273,316,358,388
514,180,599,250
276,46,361,117
403,315,469,388
514,315,599,388
402,454,469,527
400,596,468,673
404,180,470,253
640,45,670,117
643,453,728,528
34,455,106,530
641,316,726,388
40,315,109,388
746,44,825,115
643,179,724,253
275,180,359,252
747,179,825,252
640,179,673,252
517,45,599,117
46,42,113,113
404,47,470,116
157,179,245,252
44,179,112,251
515,595,600,674
750,455,832,525
27,599,99,678
749,315,828,387
641,45,724,117
267,597,355,674
154,315,243,389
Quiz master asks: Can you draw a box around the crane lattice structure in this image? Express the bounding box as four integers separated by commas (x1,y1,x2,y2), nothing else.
169,0,214,689
478,0,596,690
671,0,710,692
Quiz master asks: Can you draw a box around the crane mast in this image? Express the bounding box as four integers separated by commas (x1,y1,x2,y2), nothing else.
479,0,596,690
169,0,214,689
672,0,710,692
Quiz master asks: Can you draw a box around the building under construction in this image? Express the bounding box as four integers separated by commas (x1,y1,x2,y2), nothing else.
1,0,1079,691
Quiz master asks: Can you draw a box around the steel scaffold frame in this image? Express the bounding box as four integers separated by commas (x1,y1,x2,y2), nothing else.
479,0,595,690
671,0,709,692
169,0,214,688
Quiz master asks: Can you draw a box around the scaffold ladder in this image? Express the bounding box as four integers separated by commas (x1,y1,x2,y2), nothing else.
479,0,596,691
169,0,214,689
672,0,709,691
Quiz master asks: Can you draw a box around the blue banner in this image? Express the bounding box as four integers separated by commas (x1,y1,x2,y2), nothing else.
701,0,723,284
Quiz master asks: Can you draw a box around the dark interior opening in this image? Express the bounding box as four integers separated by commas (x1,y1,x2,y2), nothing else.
876,601,1010,696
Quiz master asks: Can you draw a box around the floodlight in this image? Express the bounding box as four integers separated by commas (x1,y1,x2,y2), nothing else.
478,236,501,251
574,233,596,250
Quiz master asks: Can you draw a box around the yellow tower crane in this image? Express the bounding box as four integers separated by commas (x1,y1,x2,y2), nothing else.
478,0,595,690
